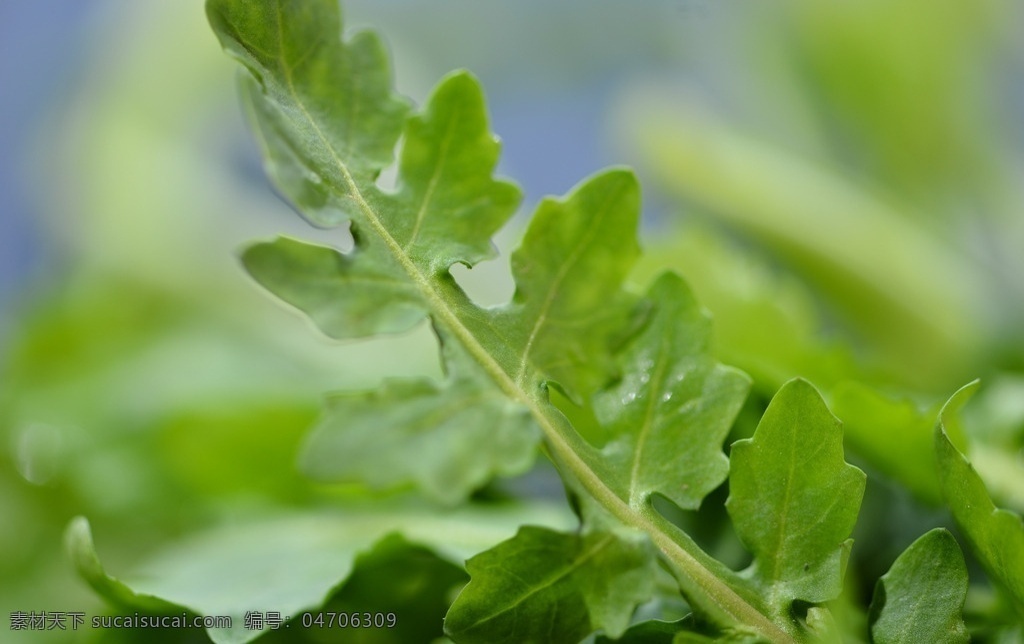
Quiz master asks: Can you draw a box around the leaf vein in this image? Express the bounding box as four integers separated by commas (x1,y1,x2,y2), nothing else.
405,112,457,251
514,186,624,388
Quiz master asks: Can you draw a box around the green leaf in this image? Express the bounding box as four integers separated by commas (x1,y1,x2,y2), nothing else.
65,517,181,614
868,528,969,644
68,503,574,644
258,534,468,644
390,71,522,270
444,525,657,643
240,69,520,340
935,381,1024,616
594,272,750,510
301,330,540,505
242,237,426,339
726,379,866,614
488,169,641,399
207,0,408,207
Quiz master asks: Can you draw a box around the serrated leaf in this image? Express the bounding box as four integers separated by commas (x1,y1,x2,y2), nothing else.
68,503,574,644
444,526,657,643
594,273,750,510
301,329,540,505
488,169,641,399
208,0,408,210
726,379,866,614
868,528,969,644
935,381,1024,616
390,71,522,270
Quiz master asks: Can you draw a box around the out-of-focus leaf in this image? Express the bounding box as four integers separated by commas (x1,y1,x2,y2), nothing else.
619,92,983,392
65,517,181,613
67,503,574,644
634,224,858,395
594,618,687,643
594,272,750,510
831,382,948,505
970,444,1024,515
727,379,866,614
964,375,1024,513
782,0,999,199
444,525,656,643
935,382,1024,616
259,534,468,644
868,528,969,644
301,332,539,505
158,404,317,503
242,237,426,340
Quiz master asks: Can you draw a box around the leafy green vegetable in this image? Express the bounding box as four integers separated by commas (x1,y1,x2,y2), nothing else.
190,1,1024,642
241,237,427,340
202,1,860,641
868,528,969,644
935,382,1024,617
215,0,644,506
3,1,1019,643
727,379,865,616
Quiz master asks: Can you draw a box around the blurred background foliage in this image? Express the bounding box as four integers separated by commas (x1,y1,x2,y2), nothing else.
1,0,1022,642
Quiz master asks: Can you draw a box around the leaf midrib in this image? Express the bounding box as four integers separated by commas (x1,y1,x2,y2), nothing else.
513,192,619,388
405,112,456,252
262,5,796,641
628,333,670,507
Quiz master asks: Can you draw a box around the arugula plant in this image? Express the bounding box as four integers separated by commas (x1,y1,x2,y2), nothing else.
64,1,1024,643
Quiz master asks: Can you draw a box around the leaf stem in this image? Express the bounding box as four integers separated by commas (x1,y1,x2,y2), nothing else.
273,30,795,643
